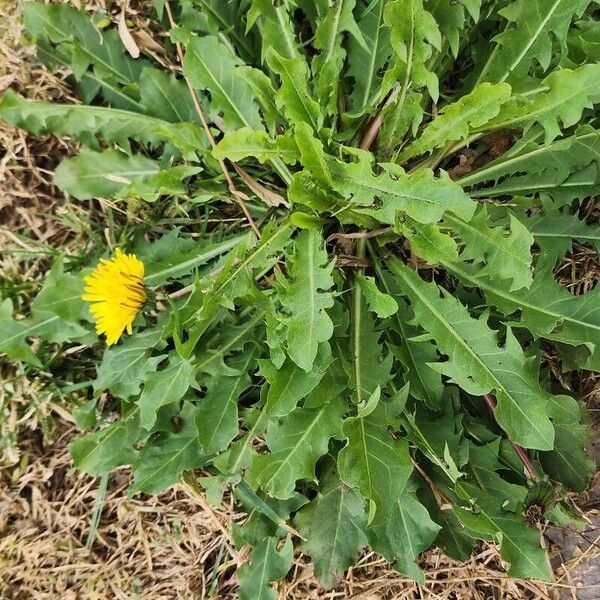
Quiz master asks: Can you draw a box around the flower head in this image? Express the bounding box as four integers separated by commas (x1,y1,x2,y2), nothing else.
82,248,146,345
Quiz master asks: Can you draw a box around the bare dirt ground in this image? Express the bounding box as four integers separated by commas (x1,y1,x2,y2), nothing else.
1,1,600,598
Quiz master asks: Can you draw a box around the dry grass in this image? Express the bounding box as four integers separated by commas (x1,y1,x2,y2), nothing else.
1,1,600,598
4,426,600,600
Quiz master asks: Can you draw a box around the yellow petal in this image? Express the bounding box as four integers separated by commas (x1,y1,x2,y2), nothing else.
81,248,146,345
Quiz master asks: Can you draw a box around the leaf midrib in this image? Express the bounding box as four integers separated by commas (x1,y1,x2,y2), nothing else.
444,213,531,272
76,406,139,468
274,56,318,130
262,405,329,491
1,316,59,346
201,378,246,453
357,0,385,109
145,235,243,284
134,435,196,490
394,264,552,446
444,261,600,336
501,0,563,82
61,167,160,183
345,171,459,212
3,98,167,126
459,130,600,186
455,483,546,575
188,42,252,128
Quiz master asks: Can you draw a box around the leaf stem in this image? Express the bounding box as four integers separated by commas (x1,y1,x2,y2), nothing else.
359,85,401,151
483,394,538,480
352,237,367,404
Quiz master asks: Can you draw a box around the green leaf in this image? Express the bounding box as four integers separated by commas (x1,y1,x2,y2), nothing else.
193,0,259,64
236,483,307,543
262,342,332,417
93,328,166,399
461,127,600,204
427,0,481,58
454,482,551,580
130,402,207,495
182,35,262,131
214,401,270,476
426,502,473,561
196,348,256,455
479,164,600,205
378,269,444,410
520,212,600,257
195,312,263,379
389,259,556,450
74,399,98,430
70,404,141,476
329,153,475,225
474,0,593,86
385,0,441,100
564,17,600,67
444,260,600,372
141,232,245,286
400,220,459,266
266,49,321,130
368,482,441,582
399,82,512,160
460,127,600,185
236,65,284,131
288,170,345,216
138,352,196,430
468,439,528,507
248,0,300,60
0,299,44,367
346,0,391,115
356,274,398,318
293,122,332,186
304,351,349,409
402,403,468,482
54,148,160,200
312,0,366,114
24,2,148,94
139,68,198,123
295,469,368,588
444,206,534,292
116,164,202,203
249,397,345,499
377,90,423,160
482,64,600,143
539,420,594,492
338,402,413,522
349,291,393,405
277,229,335,372
213,127,299,164
0,91,206,158
265,299,286,369
30,258,91,335
238,537,293,600
0,260,92,366
379,0,441,148
177,221,293,354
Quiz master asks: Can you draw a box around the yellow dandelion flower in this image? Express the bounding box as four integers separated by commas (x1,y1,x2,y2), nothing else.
82,248,146,346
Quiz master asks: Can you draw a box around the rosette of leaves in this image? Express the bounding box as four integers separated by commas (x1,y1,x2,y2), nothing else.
2,0,600,594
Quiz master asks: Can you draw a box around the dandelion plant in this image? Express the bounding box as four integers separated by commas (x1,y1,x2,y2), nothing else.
1,0,600,594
